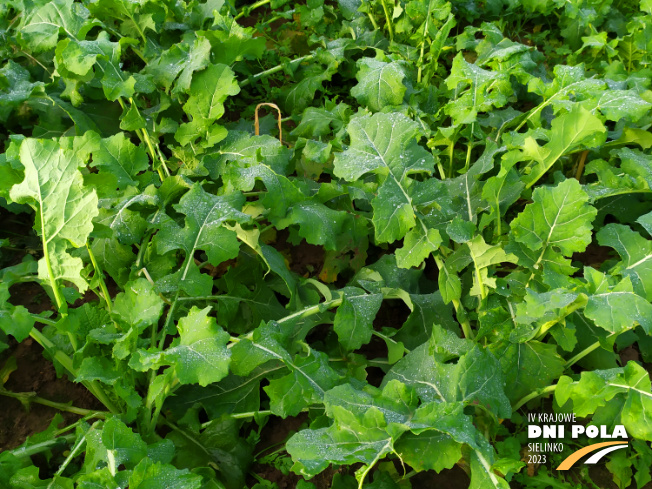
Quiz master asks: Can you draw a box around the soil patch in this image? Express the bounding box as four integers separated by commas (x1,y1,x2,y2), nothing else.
0,337,103,451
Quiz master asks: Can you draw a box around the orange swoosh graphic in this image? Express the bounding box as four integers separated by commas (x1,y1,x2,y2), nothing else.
557,441,628,470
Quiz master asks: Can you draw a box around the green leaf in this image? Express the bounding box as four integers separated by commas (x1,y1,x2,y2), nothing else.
265,349,341,417
385,343,511,418
490,341,565,403
287,381,416,476
101,417,148,469
394,430,462,473
203,13,266,66
333,287,383,351
155,183,248,295
165,306,231,386
10,138,98,294
351,58,407,111
112,278,164,331
0,283,35,342
291,103,351,139
129,459,202,489
583,269,652,335
581,89,652,122
166,363,283,419
521,105,606,188
395,225,442,268
510,178,596,259
334,112,434,244
0,61,44,123
147,36,212,94
208,132,293,186
176,64,240,147
275,200,348,251
18,0,94,52
597,220,652,301
469,449,510,489
90,133,149,190
555,361,652,441
445,53,511,124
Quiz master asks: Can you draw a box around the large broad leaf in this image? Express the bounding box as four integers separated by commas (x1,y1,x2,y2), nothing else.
0,61,44,123
175,64,240,147
265,349,341,417
89,133,149,190
231,321,340,414
583,269,652,335
202,14,266,66
155,183,249,296
333,112,435,244
0,283,35,342
128,459,202,489
164,306,231,386
597,216,652,302
520,105,606,188
556,361,652,441
287,381,493,479
510,178,596,259
145,36,211,93
166,363,284,419
333,287,383,351
444,53,511,124
490,341,565,403
18,0,94,52
351,58,407,111
385,342,511,418
10,139,98,294
112,278,164,331
100,418,148,469
526,64,605,122
581,89,652,123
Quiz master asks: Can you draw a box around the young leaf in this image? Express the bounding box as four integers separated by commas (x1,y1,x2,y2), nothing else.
113,278,164,331
165,306,231,386
333,287,383,350
175,64,240,147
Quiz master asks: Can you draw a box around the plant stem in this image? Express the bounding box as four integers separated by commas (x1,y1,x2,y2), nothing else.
51,421,100,481
29,329,119,414
380,0,394,42
448,140,455,177
234,0,270,20
240,55,316,88
29,313,57,326
372,331,410,354
533,298,586,341
416,2,433,84
575,150,589,180
464,123,474,172
0,388,109,417
10,434,76,459
433,256,474,339
366,11,379,30
513,384,557,411
86,243,113,314
564,331,619,369
42,240,67,314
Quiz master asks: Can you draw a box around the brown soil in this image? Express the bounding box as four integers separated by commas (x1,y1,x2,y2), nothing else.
0,337,103,451
249,412,339,489
572,243,615,269
273,229,325,278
